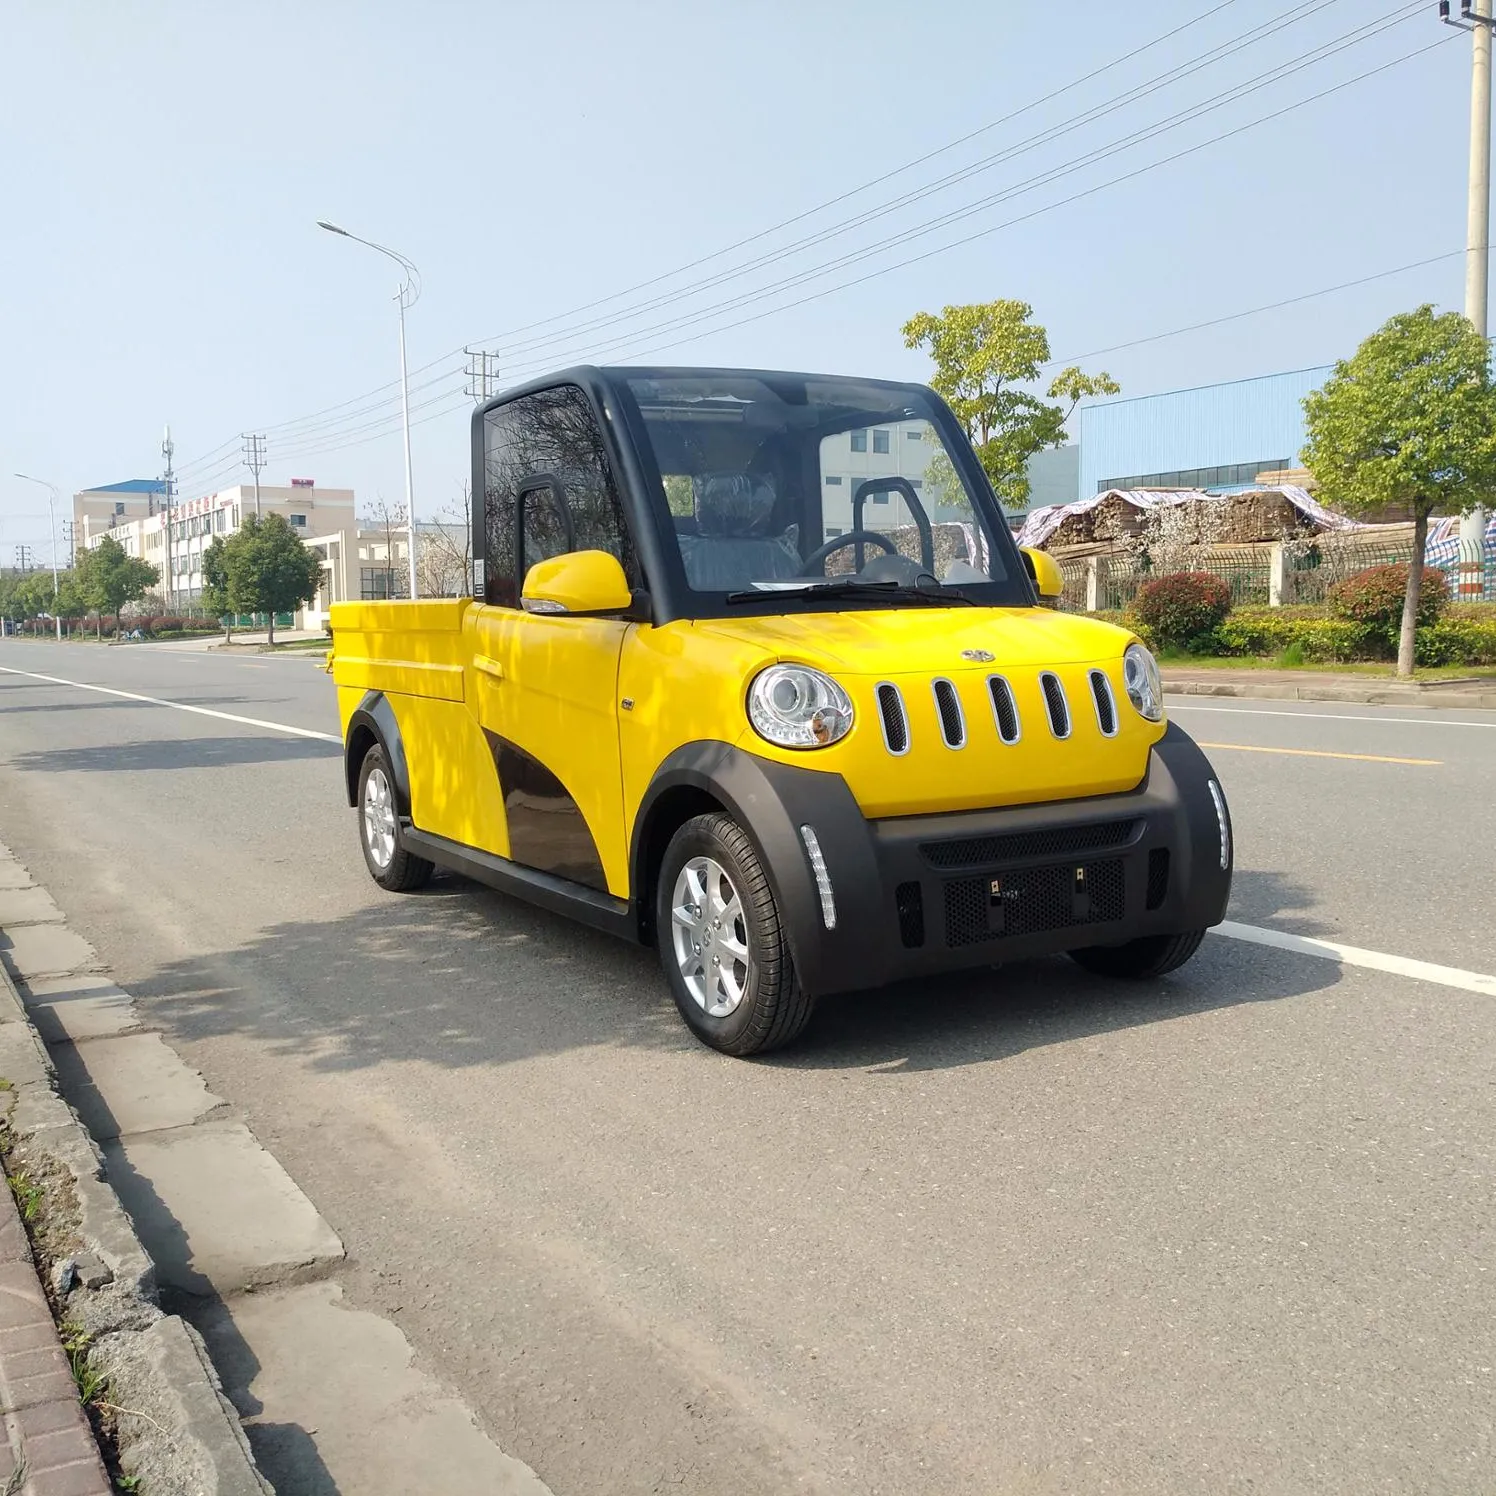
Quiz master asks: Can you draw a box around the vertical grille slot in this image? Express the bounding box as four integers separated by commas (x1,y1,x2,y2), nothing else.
1039,672,1071,739
1089,670,1118,737
931,679,966,748
1146,848,1170,910
987,675,1020,744
895,881,925,948
876,683,909,755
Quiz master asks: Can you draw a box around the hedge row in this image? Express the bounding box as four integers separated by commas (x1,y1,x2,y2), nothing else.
1094,606,1496,665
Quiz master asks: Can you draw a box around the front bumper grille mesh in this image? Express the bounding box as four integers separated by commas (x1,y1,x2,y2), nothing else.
920,818,1139,869
943,857,1126,947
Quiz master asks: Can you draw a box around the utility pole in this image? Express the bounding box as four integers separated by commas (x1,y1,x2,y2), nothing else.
464,347,501,403
1444,0,1494,597
61,520,75,569
242,433,267,517
162,425,176,612
14,546,33,572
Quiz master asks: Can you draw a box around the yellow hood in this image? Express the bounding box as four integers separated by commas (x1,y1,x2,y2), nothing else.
693,606,1133,675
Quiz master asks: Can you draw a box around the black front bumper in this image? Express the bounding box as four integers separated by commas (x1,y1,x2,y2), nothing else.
642,726,1232,1000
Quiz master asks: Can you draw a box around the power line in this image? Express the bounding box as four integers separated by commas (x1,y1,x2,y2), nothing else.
1042,250,1465,368
164,6,1445,475
497,27,1453,380
492,0,1346,361
481,0,1252,345
494,4,1427,377
167,1,1259,471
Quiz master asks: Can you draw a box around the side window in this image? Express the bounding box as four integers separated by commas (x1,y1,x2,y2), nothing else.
482,385,637,607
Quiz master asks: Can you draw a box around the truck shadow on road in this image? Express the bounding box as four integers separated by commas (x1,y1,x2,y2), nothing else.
127,867,1337,1076
8,735,341,773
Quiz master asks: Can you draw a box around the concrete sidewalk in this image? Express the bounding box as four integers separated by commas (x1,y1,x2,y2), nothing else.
1162,666,1496,709
0,844,552,1496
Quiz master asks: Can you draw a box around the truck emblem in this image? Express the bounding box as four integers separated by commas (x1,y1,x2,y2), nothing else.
961,648,995,663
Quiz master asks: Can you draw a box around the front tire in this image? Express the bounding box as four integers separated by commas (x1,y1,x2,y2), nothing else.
656,813,815,1056
1068,928,1206,979
357,745,434,892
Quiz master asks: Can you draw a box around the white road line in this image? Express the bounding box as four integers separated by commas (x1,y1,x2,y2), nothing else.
5,661,1493,994
0,664,339,743
1215,921,1496,996
1167,702,1496,729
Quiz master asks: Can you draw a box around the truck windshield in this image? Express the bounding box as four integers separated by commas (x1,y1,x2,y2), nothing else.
616,371,1031,613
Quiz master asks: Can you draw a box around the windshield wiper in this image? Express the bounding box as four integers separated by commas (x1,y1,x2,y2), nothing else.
725,579,975,606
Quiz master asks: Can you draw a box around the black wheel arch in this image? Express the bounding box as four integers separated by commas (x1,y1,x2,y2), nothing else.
344,691,414,818
630,741,873,997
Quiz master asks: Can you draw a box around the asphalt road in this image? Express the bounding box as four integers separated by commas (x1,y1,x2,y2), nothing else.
1,637,1493,1495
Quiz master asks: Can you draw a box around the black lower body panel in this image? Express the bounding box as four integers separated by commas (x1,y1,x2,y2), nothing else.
709,724,1233,1000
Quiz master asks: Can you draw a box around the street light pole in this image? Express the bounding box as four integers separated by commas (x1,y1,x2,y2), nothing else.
14,472,62,640
316,219,421,600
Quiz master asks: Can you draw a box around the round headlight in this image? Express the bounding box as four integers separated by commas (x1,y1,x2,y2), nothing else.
747,665,853,749
1122,643,1164,722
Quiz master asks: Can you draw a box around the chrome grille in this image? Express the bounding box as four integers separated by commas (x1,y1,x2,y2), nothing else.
1039,672,1071,739
987,675,1020,743
1089,670,1117,737
877,683,909,755
932,679,965,748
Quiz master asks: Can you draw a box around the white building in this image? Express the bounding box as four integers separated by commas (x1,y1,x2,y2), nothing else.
80,481,356,618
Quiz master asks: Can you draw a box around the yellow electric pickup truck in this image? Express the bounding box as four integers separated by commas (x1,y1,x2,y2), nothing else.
330,367,1232,1055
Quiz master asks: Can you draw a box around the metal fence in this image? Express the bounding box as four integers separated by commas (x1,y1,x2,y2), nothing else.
1055,537,1494,614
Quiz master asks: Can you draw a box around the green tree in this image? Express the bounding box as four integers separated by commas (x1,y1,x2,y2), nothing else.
222,514,323,645
902,299,1120,508
77,536,158,640
1302,304,1496,676
200,536,234,644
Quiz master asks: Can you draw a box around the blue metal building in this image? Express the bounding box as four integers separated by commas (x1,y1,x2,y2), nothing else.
1075,366,1332,499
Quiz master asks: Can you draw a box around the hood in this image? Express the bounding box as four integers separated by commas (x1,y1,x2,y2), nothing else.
692,606,1134,675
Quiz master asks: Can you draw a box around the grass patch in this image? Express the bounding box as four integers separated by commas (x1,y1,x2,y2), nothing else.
8,1169,44,1222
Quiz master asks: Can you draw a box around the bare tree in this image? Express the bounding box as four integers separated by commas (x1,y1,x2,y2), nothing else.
360,494,408,599
416,490,474,597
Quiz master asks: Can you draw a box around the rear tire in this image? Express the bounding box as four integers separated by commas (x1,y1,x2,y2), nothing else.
656,812,815,1056
1068,928,1206,979
357,744,434,893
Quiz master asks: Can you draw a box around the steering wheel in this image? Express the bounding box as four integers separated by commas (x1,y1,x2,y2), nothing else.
799,529,899,576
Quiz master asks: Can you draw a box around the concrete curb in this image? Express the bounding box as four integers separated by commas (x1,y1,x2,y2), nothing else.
0,955,272,1494
1163,676,1496,709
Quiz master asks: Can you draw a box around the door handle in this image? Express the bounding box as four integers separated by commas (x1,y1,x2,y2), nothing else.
474,653,505,681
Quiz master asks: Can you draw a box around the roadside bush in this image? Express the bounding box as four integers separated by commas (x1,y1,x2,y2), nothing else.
1133,572,1232,650
1327,563,1447,632
1215,613,1367,663
1412,615,1496,667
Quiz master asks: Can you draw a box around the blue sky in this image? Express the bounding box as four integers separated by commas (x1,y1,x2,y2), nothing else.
0,0,1474,563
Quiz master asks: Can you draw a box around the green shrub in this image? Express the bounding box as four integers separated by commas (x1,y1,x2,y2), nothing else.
1413,616,1496,667
1133,572,1233,649
1328,563,1447,632
1214,614,1369,662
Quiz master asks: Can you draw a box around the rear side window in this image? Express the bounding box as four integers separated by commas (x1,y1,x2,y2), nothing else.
481,385,638,607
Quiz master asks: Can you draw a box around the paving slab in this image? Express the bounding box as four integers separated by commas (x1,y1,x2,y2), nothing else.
192,1282,552,1496
17,976,140,1045
0,925,101,984
102,1122,344,1296
0,886,64,927
51,1033,225,1141
0,861,35,891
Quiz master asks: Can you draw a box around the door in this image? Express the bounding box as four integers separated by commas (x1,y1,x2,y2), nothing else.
467,385,641,897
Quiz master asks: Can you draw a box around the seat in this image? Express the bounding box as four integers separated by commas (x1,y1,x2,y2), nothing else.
677,473,801,590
